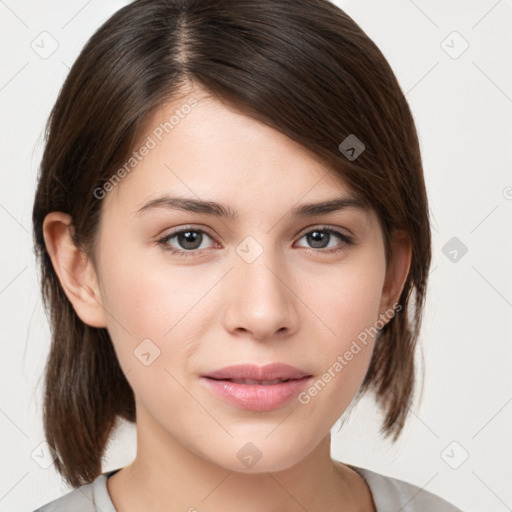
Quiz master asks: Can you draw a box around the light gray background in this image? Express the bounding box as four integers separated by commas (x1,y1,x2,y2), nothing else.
1,1,511,510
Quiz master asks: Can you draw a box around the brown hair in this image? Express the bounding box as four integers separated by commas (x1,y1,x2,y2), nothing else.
32,0,431,487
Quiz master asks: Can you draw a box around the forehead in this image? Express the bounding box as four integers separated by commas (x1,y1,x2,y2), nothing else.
104,89,368,219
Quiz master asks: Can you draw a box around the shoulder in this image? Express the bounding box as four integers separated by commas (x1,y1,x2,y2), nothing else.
347,464,463,512
31,470,118,512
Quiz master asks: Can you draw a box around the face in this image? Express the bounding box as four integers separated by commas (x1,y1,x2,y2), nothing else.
90,86,400,473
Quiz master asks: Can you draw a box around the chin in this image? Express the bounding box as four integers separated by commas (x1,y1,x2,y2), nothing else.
197,434,318,474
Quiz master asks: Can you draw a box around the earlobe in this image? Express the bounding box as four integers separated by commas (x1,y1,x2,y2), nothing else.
379,230,412,319
42,212,108,328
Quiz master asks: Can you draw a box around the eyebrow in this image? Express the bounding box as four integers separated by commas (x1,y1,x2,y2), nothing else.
135,194,369,219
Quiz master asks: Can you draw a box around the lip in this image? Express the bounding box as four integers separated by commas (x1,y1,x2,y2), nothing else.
201,363,312,411
204,363,310,381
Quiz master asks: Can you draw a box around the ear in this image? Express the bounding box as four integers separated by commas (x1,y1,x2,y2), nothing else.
42,212,108,328
378,230,412,318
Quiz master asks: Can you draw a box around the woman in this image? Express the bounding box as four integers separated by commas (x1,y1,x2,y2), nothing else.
32,0,461,510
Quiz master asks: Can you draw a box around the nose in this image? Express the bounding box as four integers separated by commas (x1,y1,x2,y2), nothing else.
222,247,299,341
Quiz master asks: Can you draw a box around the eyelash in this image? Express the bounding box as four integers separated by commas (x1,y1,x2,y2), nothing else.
156,225,354,258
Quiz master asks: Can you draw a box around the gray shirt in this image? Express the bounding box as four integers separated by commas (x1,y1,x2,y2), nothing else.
33,464,462,511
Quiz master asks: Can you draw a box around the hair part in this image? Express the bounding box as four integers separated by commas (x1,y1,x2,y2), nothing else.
33,0,431,487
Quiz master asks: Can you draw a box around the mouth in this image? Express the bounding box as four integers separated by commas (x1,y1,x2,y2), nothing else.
212,378,295,385
203,362,311,381
201,363,312,411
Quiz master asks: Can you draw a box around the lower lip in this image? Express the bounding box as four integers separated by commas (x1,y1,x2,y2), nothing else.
202,377,311,411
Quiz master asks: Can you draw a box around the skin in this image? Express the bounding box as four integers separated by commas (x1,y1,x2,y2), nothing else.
43,83,411,512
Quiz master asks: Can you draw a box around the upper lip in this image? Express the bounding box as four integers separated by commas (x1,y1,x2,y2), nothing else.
203,363,311,381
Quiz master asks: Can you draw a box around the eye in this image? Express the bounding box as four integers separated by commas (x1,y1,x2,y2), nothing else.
156,227,218,256
295,226,354,253
156,225,354,258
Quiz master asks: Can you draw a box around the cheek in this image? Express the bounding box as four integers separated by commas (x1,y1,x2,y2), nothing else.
99,243,214,335
97,244,225,381
98,263,202,415
303,255,386,346
297,254,385,397
296,290,381,435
